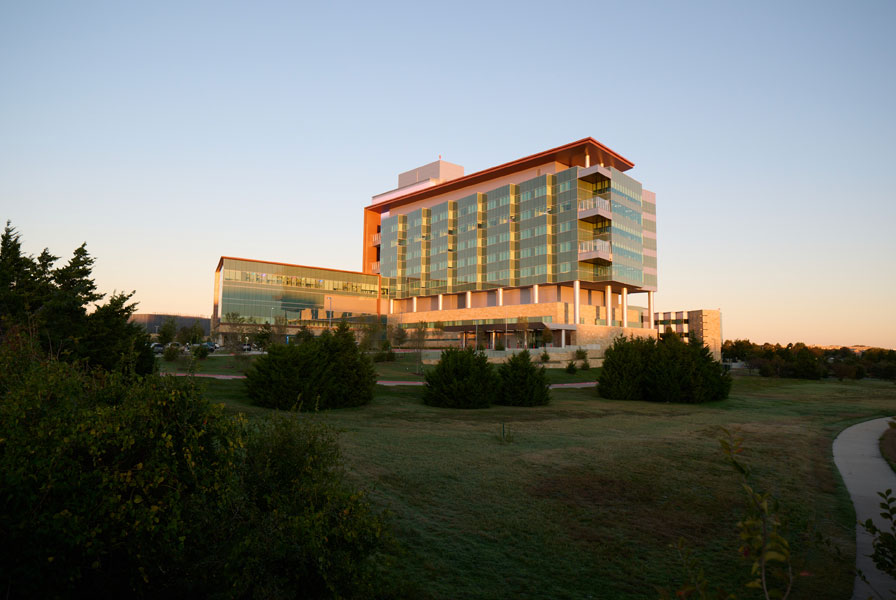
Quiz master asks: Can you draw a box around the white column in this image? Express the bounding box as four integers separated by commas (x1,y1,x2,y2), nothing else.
498,288,503,307
648,291,655,330
533,284,539,304
585,150,590,168
461,332,466,347
561,329,566,348
622,288,628,328
573,280,580,325
389,298,394,315
466,290,472,309
438,294,443,311
412,296,417,313
605,284,612,326
490,331,496,349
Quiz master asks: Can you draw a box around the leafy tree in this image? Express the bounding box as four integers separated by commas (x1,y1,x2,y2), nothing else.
495,350,550,406
0,335,393,597
252,322,272,350
423,347,496,409
157,316,177,345
390,325,407,348
246,322,376,410
541,327,553,348
411,321,427,374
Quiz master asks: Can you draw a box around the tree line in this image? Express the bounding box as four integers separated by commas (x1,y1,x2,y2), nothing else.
723,338,896,381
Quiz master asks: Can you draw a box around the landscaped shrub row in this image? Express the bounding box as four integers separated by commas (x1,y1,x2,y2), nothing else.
423,347,550,409
598,334,731,403
245,322,377,410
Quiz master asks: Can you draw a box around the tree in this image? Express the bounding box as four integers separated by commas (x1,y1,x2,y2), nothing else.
391,325,407,349
495,350,551,406
245,322,376,410
541,327,553,348
423,347,497,409
158,317,177,345
412,321,428,374
252,322,272,350
515,316,529,349
0,223,153,375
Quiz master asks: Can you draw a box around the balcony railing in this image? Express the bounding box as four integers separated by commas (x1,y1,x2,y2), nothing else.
370,233,381,246
578,238,611,254
370,261,380,273
577,194,611,214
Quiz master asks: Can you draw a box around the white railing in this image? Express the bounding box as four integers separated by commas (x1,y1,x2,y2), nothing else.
578,239,611,254
371,233,381,245
370,261,380,273
577,195,611,213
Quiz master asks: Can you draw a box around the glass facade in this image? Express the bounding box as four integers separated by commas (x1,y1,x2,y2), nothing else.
376,162,652,299
218,258,381,327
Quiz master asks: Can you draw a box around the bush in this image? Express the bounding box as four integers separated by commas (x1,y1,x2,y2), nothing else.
0,337,393,597
373,340,396,362
423,347,496,409
245,322,376,410
192,344,209,359
565,360,578,374
598,334,731,403
574,347,587,361
540,350,550,364
162,344,180,362
580,358,591,370
495,350,550,406
495,341,506,351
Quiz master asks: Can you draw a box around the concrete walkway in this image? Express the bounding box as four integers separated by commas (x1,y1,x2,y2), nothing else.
832,416,896,600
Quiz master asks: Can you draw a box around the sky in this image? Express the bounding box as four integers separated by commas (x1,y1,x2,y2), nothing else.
1,0,894,348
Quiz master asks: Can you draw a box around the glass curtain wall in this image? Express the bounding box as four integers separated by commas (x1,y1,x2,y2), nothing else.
518,174,555,286
483,184,518,288
456,193,485,293
427,201,456,295
219,258,380,327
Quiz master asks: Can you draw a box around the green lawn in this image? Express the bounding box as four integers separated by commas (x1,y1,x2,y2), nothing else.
157,352,258,375
199,373,896,599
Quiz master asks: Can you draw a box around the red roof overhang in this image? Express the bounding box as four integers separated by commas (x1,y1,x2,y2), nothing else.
365,137,633,214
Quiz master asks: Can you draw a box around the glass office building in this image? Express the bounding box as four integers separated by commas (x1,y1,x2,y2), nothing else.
213,257,383,333
216,138,662,347
360,138,658,345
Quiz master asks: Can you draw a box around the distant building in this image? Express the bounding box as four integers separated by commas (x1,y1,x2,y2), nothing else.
131,314,210,336
654,309,722,360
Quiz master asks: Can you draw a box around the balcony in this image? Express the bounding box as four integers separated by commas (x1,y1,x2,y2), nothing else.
578,238,612,264
370,261,380,273
577,194,612,223
370,233,381,246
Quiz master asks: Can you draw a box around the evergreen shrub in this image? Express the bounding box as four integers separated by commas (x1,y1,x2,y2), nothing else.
423,347,496,409
565,360,578,374
495,350,550,406
245,322,376,410
598,334,731,403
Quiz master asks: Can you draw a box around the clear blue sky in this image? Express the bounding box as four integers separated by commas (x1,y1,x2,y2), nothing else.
2,0,894,348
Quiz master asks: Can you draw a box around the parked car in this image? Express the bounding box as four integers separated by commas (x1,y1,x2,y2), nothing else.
241,343,252,352
151,343,164,354
204,341,216,352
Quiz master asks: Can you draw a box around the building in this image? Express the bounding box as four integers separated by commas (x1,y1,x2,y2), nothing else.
213,138,698,351
654,309,722,360
131,313,210,337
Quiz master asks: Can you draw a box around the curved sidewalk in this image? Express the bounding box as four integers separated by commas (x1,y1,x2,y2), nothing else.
170,372,598,389
832,416,896,600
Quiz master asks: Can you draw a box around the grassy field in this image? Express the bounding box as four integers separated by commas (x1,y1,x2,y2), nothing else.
165,350,599,385
197,373,896,599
